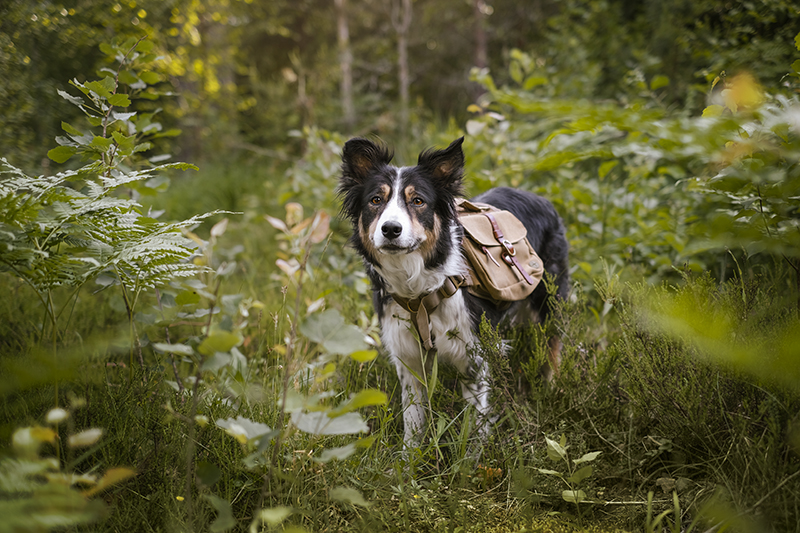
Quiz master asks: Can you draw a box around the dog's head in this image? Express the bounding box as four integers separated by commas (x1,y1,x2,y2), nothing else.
338,137,465,265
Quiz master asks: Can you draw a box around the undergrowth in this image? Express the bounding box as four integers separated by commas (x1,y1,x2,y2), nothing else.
2,36,800,533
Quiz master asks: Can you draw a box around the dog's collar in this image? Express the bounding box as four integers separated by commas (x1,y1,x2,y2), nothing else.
390,274,469,352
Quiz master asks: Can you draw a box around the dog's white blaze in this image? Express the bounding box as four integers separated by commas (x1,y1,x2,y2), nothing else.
373,168,420,250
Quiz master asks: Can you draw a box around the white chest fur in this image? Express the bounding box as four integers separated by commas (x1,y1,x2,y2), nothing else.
380,291,476,376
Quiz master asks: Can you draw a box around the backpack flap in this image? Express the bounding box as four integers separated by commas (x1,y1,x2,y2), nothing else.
460,210,544,302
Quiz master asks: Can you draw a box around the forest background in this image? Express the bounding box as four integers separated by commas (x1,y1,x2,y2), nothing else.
2,0,800,532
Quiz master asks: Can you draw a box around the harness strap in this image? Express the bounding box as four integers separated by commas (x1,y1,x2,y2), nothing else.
390,274,466,351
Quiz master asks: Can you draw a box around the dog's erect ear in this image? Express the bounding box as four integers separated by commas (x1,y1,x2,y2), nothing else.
341,138,393,182
417,137,465,187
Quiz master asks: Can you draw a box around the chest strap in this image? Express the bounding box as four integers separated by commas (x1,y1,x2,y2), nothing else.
390,274,467,351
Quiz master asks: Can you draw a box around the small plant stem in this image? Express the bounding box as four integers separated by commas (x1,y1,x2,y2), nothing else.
155,288,185,394
264,241,312,506
184,279,220,529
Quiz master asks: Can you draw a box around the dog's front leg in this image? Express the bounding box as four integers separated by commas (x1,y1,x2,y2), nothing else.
459,354,493,441
394,358,428,446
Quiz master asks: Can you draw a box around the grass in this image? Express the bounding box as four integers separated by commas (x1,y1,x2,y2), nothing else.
1,160,799,533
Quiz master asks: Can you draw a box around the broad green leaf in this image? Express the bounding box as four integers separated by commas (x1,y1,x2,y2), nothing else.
523,75,547,90
47,146,76,164
562,490,586,504
175,290,201,306
299,309,368,356
61,122,82,136
215,417,272,441
329,389,388,417
650,74,670,90
204,494,236,533
567,465,593,484
250,507,292,531
702,105,724,117
598,160,618,179
545,436,567,462
196,461,221,487
58,89,84,106
291,410,368,435
350,349,378,363
198,331,241,356
108,93,131,107
153,342,194,356
139,71,160,84
330,486,370,507
573,451,602,464
90,135,113,150
85,79,112,98
317,442,357,462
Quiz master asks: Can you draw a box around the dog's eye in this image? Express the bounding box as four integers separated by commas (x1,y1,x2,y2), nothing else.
412,198,424,206
370,196,382,205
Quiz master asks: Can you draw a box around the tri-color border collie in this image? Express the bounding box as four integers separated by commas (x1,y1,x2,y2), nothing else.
338,137,569,448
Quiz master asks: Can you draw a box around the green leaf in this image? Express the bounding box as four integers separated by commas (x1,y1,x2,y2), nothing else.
795,31,800,52
175,290,201,306
196,461,221,487
198,331,241,356
329,389,388,417
61,122,82,136
47,146,76,163
250,507,292,529
204,495,236,533
350,349,378,363
317,443,357,462
567,465,593,484
650,74,670,90
702,105,724,117
108,93,131,107
291,410,368,435
562,490,586,504
536,468,563,476
153,342,194,356
523,75,547,90
598,160,618,179
573,451,602,464
139,71,160,84
85,79,113,98
330,486,370,507
299,309,368,356
90,135,113,150
545,436,567,462
792,59,800,74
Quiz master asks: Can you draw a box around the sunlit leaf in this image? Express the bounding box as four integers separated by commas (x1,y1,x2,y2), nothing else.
330,486,370,507
204,494,236,533
291,410,368,435
299,309,368,356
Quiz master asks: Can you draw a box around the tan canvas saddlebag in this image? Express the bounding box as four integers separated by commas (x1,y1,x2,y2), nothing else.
457,198,544,302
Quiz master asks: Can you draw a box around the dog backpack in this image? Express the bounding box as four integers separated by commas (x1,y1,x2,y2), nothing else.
456,198,544,302
390,198,546,352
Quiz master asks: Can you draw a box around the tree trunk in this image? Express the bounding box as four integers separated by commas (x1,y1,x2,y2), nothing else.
473,0,488,69
392,0,412,139
335,0,355,130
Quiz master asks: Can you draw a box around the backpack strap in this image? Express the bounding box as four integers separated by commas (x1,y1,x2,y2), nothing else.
483,212,536,286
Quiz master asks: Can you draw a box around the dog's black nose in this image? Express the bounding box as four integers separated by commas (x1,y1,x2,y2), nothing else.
381,222,402,239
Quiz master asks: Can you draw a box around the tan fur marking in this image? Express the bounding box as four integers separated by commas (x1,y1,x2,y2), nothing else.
418,213,441,262
359,213,380,258
404,185,417,203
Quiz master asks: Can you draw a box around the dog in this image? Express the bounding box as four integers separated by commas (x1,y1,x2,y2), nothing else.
337,136,569,447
